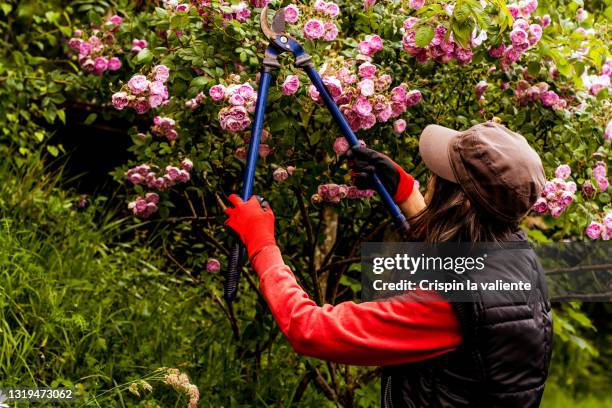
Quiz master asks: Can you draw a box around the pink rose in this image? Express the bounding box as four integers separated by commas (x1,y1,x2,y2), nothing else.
273,167,289,181
325,2,340,18
541,15,551,27
209,84,226,101
79,42,92,56
314,0,327,12
353,96,372,116
605,120,612,140
308,84,321,102
128,75,149,94
153,64,170,82
358,62,376,79
134,98,150,114
333,137,350,154
322,76,342,99
510,29,528,46
532,197,548,214
109,15,123,25
408,0,424,10
540,91,559,107
555,164,571,180
206,259,221,273
282,75,300,95
323,22,338,41
284,5,300,23
112,92,129,110
108,57,122,71
405,90,422,106
303,19,325,40
145,192,160,204
586,222,603,239
259,144,270,158
358,79,375,96
393,119,406,134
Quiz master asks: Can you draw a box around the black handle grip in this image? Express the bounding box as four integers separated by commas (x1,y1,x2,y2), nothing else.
224,241,245,301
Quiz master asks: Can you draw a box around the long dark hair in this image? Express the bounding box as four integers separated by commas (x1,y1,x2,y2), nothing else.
409,175,518,243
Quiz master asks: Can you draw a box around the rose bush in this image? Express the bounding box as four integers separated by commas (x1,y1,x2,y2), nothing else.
0,0,610,405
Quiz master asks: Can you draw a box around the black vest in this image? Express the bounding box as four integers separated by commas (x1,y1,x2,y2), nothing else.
381,238,553,407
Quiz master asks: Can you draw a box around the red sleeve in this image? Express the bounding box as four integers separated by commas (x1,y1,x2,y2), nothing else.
251,245,462,366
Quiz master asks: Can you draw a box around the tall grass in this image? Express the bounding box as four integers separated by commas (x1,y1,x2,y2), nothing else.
0,154,609,407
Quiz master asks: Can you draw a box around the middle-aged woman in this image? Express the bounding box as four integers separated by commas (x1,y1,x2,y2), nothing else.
224,121,553,407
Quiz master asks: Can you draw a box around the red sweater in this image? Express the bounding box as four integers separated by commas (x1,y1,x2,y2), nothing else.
251,245,463,366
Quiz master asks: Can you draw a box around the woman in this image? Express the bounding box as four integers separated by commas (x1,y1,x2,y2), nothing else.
224,122,553,407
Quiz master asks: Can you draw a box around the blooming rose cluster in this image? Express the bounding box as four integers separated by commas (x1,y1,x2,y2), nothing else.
358,34,384,58
513,80,568,110
112,65,171,114
272,166,296,182
308,61,422,132
209,82,257,132
128,192,160,218
187,0,251,25
67,16,123,75
532,164,577,217
125,159,192,190
488,0,544,69
284,1,340,42
151,116,178,141
311,183,375,204
586,212,612,240
592,161,609,192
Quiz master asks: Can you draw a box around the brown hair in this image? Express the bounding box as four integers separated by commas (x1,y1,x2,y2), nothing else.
409,175,518,243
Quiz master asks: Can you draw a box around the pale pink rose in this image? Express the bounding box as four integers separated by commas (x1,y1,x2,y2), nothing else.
322,76,342,99
555,164,571,180
325,2,340,17
303,19,325,40
314,0,327,12
358,62,377,79
284,5,299,23
393,119,406,134
358,79,375,96
353,96,372,116
128,75,149,94
112,92,129,110
153,64,170,82
323,22,338,41
405,90,422,106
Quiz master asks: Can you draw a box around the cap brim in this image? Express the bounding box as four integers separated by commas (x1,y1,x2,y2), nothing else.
419,124,460,183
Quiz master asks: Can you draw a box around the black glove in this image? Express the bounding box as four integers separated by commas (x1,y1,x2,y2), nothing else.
347,146,415,203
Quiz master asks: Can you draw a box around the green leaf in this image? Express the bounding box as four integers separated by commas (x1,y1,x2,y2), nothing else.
47,145,59,157
527,61,541,76
135,48,153,64
84,113,97,125
57,109,66,124
415,26,435,48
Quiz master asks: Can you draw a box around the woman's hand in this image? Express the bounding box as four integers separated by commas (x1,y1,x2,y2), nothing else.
347,146,425,217
224,194,277,260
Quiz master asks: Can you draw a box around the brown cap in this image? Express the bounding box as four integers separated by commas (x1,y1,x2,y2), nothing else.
419,122,545,223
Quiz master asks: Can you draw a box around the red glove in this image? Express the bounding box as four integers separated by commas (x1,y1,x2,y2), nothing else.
224,194,276,260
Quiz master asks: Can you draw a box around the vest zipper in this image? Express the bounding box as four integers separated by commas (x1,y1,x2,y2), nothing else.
383,376,394,408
